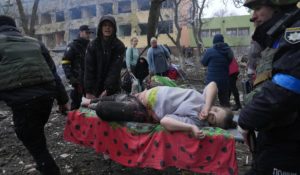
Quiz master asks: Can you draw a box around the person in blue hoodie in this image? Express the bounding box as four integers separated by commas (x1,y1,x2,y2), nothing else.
201,34,233,107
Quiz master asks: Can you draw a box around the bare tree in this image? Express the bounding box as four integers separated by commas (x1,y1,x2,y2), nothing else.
229,0,244,8
147,0,165,46
159,0,185,68
0,0,13,15
16,0,39,37
190,0,209,57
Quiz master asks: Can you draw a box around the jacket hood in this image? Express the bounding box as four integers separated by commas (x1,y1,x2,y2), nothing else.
0,25,21,36
213,42,231,55
97,15,117,38
213,34,224,44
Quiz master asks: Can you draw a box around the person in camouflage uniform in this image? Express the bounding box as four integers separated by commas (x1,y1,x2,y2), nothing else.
238,0,300,174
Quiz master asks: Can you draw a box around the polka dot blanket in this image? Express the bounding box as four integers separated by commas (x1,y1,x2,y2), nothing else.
64,108,238,174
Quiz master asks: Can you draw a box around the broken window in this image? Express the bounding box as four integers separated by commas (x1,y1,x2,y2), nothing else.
226,28,237,37
69,29,80,41
55,31,65,46
161,0,173,9
56,11,65,22
138,23,148,35
158,20,173,34
118,0,131,13
101,3,113,15
137,0,150,11
82,5,96,18
119,24,131,37
210,29,221,37
70,7,81,20
200,29,209,38
41,13,51,25
238,27,250,36
44,33,55,48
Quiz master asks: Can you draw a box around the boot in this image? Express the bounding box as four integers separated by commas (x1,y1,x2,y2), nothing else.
36,162,61,175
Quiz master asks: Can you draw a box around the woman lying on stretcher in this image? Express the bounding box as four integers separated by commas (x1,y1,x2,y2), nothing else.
81,82,236,139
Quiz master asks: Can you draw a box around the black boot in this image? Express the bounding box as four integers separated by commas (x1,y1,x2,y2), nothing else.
34,151,61,175
36,161,61,175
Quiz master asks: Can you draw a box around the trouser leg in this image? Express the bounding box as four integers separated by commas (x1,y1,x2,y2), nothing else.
70,86,83,110
96,101,148,123
218,88,230,107
11,97,60,175
229,73,241,108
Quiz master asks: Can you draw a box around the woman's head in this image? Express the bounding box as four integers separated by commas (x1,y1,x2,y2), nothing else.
206,106,236,129
150,37,158,48
130,37,138,48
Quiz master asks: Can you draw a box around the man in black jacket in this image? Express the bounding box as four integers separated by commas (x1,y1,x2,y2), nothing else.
85,15,125,99
62,25,91,110
237,1,300,174
0,16,69,175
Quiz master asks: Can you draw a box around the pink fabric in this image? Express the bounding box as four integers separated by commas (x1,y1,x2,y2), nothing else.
64,110,238,174
229,58,239,75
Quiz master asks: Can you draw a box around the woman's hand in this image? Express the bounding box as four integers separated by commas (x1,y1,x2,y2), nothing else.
191,125,205,139
100,90,107,97
199,104,211,120
86,93,96,99
81,97,91,107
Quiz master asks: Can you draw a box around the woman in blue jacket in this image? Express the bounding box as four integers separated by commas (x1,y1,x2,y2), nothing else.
201,34,233,107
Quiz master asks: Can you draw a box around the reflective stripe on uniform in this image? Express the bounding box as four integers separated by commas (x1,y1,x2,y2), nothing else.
272,73,300,94
61,60,71,64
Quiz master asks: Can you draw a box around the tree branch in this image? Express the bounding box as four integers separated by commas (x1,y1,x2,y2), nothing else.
16,0,29,34
29,0,40,36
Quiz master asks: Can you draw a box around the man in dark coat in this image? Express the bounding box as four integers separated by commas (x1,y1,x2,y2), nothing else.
201,34,233,107
84,15,125,99
62,25,91,109
238,1,300,174
0,15,69,175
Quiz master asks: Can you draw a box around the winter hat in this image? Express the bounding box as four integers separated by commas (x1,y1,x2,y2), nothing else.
213,34,224,44
0,15,16,27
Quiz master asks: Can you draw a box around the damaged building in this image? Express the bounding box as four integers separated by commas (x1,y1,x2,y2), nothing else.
7,0,192,50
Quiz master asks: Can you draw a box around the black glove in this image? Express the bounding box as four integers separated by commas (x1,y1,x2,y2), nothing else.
69,77,79,87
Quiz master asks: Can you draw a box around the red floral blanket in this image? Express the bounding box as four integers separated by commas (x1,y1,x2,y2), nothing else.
64,108,238,174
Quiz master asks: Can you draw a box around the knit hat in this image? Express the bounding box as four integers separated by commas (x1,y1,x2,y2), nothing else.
0,15,16,27
213,34,224,44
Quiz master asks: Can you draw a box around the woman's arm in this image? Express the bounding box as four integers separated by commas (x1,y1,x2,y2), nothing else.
125,48,132,71
160,116,205,139
199,82,218,120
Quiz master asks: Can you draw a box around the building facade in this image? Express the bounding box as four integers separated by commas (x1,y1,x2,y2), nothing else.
186,15,254,56
4,0,192,50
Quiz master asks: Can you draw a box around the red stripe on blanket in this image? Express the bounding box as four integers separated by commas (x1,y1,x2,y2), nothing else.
64,110,238,175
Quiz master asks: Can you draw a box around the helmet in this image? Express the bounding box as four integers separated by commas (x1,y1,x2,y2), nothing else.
244,0,299,9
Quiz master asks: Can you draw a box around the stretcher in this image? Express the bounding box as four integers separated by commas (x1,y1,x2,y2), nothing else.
64,108,238,174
